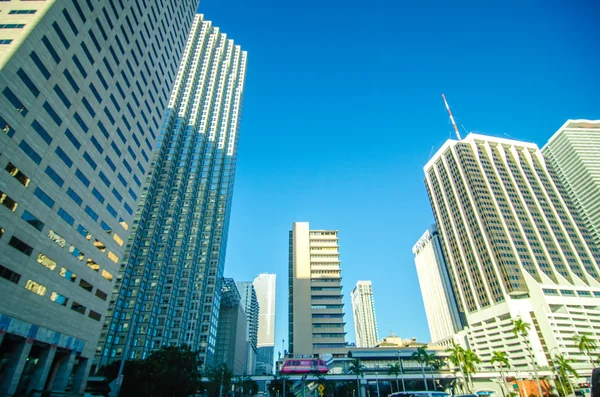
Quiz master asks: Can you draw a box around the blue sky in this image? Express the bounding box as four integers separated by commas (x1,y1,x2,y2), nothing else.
196,0,599,354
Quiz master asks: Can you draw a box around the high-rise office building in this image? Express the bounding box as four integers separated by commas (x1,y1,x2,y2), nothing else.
236,281,259,374
97,15,247,368
253,273,276,374
216,279,248,375
350,280,379,348
413,225,464,345
543,120,600,249
424,133,600,373
0,0,198,394
289,222,346,357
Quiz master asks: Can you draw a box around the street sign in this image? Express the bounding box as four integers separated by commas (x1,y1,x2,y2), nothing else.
318,384,325,396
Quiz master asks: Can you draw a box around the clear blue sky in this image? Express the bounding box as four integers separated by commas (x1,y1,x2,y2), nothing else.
197,0,599,355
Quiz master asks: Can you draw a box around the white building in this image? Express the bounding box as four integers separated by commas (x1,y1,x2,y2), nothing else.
543,120,600,251
0,0,198,394
253,273,276,374
351,281,379,348
413,225,464,345
424,133,600,374
289,222,347,357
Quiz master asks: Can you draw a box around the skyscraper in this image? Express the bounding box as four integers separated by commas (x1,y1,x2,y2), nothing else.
542,120,600,249
253,273,276,374
350,281,379,348
97,15,247,367
216,279,248,375
424,133,600,373
413,225,464,345
236,281,259,374
289,222,347,357
0,0,198,394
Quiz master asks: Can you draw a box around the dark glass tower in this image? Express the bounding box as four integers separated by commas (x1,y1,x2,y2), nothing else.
96,14,247,367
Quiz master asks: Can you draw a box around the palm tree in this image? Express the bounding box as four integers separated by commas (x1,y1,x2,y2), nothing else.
388,363,402,392
491,351,511,397
426,354,442,391
512,319,544,397
463,348,481,392
446,341,467,393
412,346,430,391
553,354,578,397
349,358,366,397
573,334,598,366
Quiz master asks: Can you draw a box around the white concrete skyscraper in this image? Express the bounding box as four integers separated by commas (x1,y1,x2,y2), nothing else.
543,120,600,249
253,273,276,374
413,225,464,345
351,281,379,348
425,133,600,374
289,222,347,357
97,15,247,368
0,0,198,394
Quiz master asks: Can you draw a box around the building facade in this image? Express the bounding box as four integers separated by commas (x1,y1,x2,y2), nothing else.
351,281,379,348
96,15,247,368
0,0,198,394
253,273,276,374
236,281,259,374
542,120,600,250
289,222,347,357
215,279,248,375
413,225,464,345
424,133,600,374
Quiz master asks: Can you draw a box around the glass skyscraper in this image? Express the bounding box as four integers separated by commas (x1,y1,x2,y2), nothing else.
97,14,247,367
0,0,198,394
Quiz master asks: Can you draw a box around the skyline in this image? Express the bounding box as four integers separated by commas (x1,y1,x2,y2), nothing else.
197,0,600,352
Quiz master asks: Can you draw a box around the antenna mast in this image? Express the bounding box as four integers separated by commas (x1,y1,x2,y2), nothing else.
442,94,462,140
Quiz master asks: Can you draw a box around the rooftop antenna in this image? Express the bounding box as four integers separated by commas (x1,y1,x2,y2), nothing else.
442,94,462,140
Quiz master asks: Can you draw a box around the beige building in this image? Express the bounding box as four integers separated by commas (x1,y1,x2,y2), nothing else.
542,120,600,250
425,133,600,375
289,222,347,357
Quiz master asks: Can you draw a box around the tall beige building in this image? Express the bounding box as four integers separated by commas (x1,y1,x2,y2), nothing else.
542,120,600,250
289,222,347,357
351,281,379,348
0,0,198,394
424,133,600,374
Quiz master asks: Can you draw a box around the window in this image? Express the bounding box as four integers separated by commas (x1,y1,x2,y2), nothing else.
42,36,60,64
76,224,91,240
92,188,105,203
111,189,122,202
31,120,52,144
71,301,86,314
9,236,33,256
98,171,110,187
30,51,50,80
9,10,37,15
19,140,41,164
53,22,70,49
117,173,127,187
85,206,98,221
37,253,57,270
101,269,113,281
17,68,40,97
34,187,55,208
5,162,30,187
82,97,95,117
21,210,44,231
64,129,80,149
0,264,21,284
45,166,64,187
3,87,28,116
123,203,132,216
95,289,107,300
74,112,88,132
54,85,72,108
75,169,90,187
106,204,117,218
43,102,62,126
50,292,68,306
79,279,93,292
83,152,97,170
63,69,79,92
105,156,116,171
0,24,25,29
59,267,76,282
90,136,103,154
58,208,75,226
0,40,13,45
55,147,73,167
0,190,18,211
0,115,15,137
88,310,101,321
